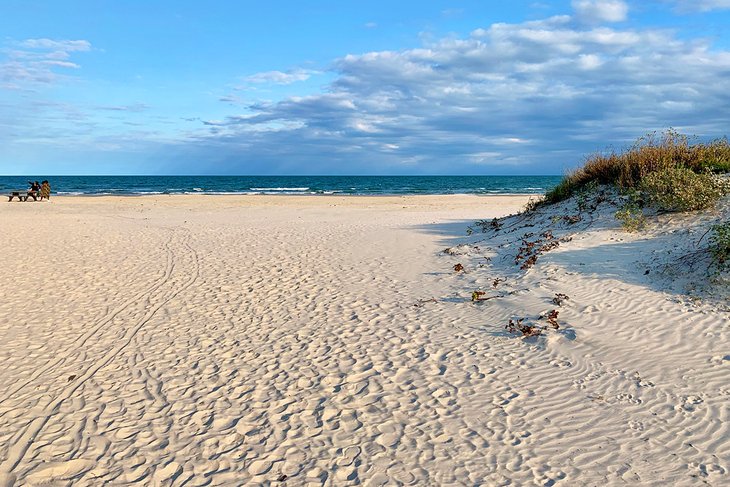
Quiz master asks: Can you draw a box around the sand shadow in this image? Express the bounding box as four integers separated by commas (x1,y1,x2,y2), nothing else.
411,218,718,298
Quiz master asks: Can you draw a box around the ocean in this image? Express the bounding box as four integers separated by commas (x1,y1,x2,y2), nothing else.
0,175,562,196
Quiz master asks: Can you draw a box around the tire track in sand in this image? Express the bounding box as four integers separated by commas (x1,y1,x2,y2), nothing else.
0,230,200,486
0,233,176,408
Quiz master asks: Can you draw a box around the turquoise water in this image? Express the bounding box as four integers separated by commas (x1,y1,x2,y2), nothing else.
0,175,562,196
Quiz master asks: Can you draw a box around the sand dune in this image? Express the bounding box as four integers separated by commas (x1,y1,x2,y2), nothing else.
0,194,727,486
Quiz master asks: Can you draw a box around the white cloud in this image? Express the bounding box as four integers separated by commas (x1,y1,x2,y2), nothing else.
572,0,629,23
186,12,730,174
18,39,91,52
0,38,91,89
96,103,150,112
669,0,730,11
245,69,313,85
6,9,730,175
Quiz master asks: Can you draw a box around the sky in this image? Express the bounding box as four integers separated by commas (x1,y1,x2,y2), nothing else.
1,0,729,175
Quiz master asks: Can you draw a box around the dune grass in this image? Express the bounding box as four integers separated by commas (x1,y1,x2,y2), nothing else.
545,130,730,204
710,221,730,269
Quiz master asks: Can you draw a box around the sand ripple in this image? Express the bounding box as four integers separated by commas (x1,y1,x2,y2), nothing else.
0,195,727,485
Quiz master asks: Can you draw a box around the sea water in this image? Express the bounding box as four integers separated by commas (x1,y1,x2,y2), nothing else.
0,175,562,196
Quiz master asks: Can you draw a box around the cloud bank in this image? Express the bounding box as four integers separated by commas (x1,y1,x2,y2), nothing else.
189,10,730,174
3,3,730,175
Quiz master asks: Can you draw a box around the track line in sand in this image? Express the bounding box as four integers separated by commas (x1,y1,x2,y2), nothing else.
0,231,200,485
0,233,176,408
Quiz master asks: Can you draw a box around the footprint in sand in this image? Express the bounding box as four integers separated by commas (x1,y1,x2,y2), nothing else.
709,355,729,365
24,459,95,485
679,395,703,412
153,461,183,484
362,442,386,457
375,422,403,448
494,390,519,407
339,410,362,432
549,358,572,368
386,463,419,485
190,409,213,429
689,461,726,479
365,472,392,486
305,466,328,484
337,445,362,466
335,464,359,482
628,420,644,432
615,393,642,405
248,458,275,476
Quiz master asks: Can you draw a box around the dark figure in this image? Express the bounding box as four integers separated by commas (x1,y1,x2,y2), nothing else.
40,180,51,200
25,180,41,201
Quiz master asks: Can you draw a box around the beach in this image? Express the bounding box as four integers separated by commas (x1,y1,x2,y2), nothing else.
0,194,727,486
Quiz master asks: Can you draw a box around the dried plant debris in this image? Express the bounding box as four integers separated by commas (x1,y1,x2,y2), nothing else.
471,291,504,302
444,244,480,256
413,298,438,308
540,309,560,329
505,318,543,338
453,263,465,272
514,231,573,270
506,310,565,337
552,293,570,306
492,278,504,288
471,218,502,233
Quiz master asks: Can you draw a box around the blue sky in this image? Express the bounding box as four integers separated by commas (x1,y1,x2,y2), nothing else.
1,0,729,175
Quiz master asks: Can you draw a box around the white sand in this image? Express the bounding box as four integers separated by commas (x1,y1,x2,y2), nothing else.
0,194,727,486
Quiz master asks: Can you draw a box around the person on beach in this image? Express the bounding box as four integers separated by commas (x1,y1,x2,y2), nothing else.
26,180,41,200
40,180,51,200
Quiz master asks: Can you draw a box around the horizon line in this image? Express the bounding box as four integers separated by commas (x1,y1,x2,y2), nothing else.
0,174,564,177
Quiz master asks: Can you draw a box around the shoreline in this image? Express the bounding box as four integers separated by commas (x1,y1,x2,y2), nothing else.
31,193,535,210
50,192,544,198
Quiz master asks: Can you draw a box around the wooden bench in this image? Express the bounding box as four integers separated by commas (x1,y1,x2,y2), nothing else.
7,190,39,202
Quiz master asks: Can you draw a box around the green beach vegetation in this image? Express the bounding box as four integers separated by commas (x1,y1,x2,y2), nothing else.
545,129,730,205
544,129,730,268
709,221,730,270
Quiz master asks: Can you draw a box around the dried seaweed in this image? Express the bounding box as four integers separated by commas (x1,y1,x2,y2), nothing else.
541,309,560,329
505,318,543,338
514,231,573,270
471,291,503,302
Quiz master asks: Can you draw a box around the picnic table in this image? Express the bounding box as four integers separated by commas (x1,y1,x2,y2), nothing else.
7,190,39,202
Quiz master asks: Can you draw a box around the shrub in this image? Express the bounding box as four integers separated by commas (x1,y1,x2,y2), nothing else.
545,130,730,204
709,221,730,269
639,167,728,212
694,137,730,173
576,181,599,212
615,203,646,232
523,196,543,213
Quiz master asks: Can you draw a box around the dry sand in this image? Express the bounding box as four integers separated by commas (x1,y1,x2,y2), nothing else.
0,194,727,486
